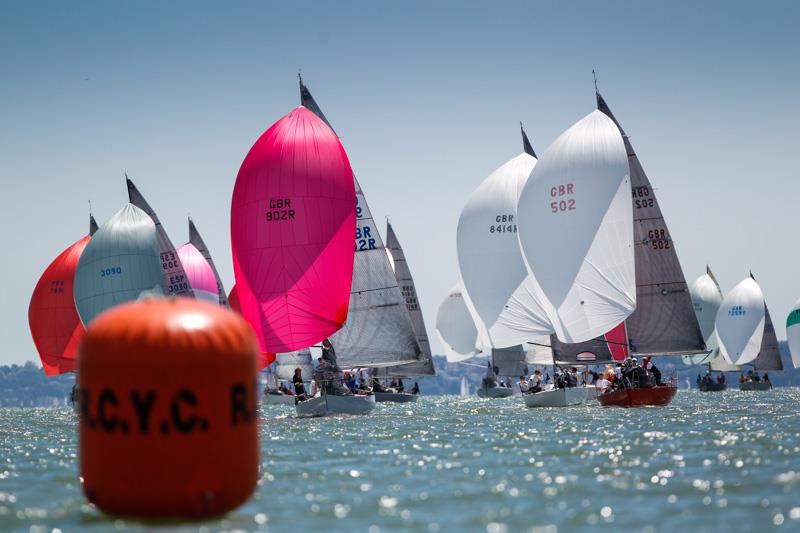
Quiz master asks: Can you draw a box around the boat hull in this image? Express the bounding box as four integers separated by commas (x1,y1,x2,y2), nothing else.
374,392,419,403
477,386,513,398
699,382,727,392
264,393,296,405
295,394,376,417
598,385,677,407
739,381,772,391
523,387,587,407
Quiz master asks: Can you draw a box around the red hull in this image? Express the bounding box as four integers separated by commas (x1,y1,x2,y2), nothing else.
598,385,677,407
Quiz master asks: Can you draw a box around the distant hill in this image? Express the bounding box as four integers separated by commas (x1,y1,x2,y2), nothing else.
1,344,797,406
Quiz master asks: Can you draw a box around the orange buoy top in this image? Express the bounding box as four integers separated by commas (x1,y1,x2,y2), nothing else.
78,297,259,518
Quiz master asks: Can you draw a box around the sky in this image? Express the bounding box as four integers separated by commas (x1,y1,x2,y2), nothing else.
2,1,799,367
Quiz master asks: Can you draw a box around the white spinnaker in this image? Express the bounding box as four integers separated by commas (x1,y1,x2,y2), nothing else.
436,282,482,362
682,269,724,365
73,204,163,326
516,110,635,344
457,152,552,349
715,277,765,365
786,298,800,369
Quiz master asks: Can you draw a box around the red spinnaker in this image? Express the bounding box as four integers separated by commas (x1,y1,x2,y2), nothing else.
28,235,91,375
231,106,356,353
606,321,630,361
228,285,276,368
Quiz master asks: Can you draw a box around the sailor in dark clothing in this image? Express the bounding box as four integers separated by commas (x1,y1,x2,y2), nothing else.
411,381,420,395
650,364,662,386
397,378,405,393
292,367,307,401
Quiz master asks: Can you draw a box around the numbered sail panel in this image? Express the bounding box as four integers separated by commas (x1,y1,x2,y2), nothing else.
436,282,482,362
715,277,766,365
457,152,540,337
385,221,435,377
752,305,783,371
28,234,91,376
230,106,357,353
274,349,315,381
786,299,800,369
517,110,635,343
189,218,229,307
176,243,219,305
126,178,194,298
73,204,164,327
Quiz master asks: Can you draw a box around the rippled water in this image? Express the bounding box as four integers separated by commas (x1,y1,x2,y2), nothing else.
1,389,799,532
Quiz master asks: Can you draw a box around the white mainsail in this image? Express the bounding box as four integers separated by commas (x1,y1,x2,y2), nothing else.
436,282,483,362
715,276,766,365
516,110,635,344
786,299,800,369
73,204,163,326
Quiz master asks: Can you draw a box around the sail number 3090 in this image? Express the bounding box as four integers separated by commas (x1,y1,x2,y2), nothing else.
550,184,576,213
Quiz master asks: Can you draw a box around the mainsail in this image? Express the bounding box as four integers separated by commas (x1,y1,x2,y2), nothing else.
300,77,420,368
516,109,635,344
597,93,705,356
127,177,194,298
385,221,436,377
176,243,219,305
230,105,356,353
436,281,482,362
28,215,95,376
73,204,163,326
189,218,229,307
752,305,783,371
491,345,527,377
275,349,315,381
715,276,766,365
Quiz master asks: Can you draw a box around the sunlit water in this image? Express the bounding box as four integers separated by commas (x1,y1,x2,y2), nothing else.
1,389,799,532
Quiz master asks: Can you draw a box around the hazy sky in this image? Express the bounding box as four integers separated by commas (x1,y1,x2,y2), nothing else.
3,1,799,367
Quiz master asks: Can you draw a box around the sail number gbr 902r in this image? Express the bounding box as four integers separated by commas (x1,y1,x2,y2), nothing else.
265,198,295,222
550,183,576,213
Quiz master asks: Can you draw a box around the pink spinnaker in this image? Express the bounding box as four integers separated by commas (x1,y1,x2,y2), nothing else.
231,106,356,353
228,284,276,368
177,243,219,305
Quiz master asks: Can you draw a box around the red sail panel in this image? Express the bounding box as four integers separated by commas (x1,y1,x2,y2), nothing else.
231,106,356,353
228,284,276,368
605,321,630,361
28,235,90,375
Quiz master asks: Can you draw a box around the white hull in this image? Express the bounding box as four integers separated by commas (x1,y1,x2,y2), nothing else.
477,386,513,398
295,394,376,417
523,387,587,407
374,392,419,403
585,386,600,400
264,393,296,405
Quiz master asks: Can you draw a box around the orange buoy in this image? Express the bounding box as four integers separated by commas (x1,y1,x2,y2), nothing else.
78,298,259,517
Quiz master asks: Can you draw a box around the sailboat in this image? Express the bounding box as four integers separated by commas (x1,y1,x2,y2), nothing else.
377,220,436,402
263,349,315,405
29,214,97,376
296,77,421,413
459,376,469,396
436,281,484,362
684,267,736,391
786,300,800,369
230,93,371,417
716,274,782,390
176,242,219,304
188,218,229,307
126,177,194,298
456,124,542,399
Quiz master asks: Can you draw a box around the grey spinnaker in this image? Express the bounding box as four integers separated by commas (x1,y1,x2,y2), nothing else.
596,91,705,357
385,221,435,377
126,176,194,298
491,345,527,377
301,77,420,368
73,203,164,326
753,305,783,371
188,217,229,308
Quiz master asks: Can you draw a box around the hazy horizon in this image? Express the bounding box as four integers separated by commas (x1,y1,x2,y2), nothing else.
3,1,799,367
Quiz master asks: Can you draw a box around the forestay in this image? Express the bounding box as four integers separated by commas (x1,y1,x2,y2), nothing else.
385,221,435,377
436,282,482,362
300,78,420,369
127,177,194,298
715,276,765,365
73,204,163,326
786,299,800,368
176,243,219,305
457,148,551,349
516,109,635,344
189,218,229,307
597,93,704,357
231,106,356,353
275,349,315,381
